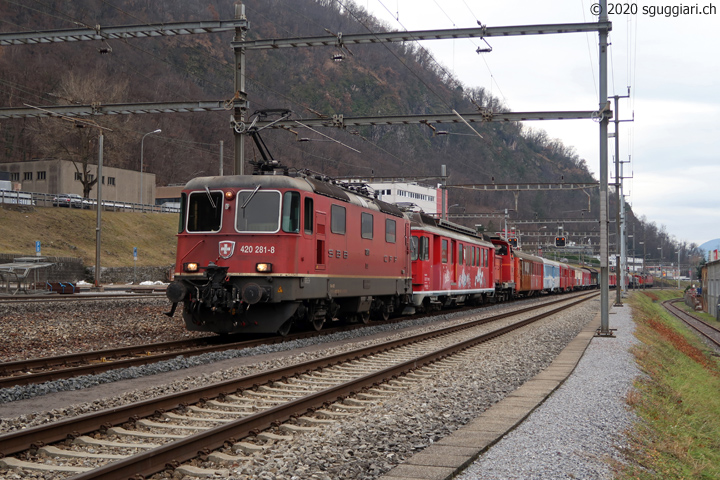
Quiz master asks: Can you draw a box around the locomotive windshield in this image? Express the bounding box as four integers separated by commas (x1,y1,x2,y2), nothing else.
187,190,223,232
236,190,281,232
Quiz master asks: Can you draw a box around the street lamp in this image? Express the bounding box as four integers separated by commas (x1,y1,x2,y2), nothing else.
639,241,646,273
140,129,161,210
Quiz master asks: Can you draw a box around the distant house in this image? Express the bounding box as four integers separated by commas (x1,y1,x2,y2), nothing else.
155,184,184,206
0,159,155,205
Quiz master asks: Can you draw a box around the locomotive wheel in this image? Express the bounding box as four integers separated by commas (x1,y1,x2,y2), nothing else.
277,320,293,337
373,301,390,321
312,317,325,331
360,311,371,324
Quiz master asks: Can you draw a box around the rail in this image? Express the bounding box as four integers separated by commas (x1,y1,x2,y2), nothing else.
0,292,597,474
662,299,720,349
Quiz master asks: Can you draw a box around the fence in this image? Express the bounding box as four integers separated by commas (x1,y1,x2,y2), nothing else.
0,189,180,213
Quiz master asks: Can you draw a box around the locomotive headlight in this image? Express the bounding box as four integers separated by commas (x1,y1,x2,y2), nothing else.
224,190,235,201
256,263,272,273
183,262,199,272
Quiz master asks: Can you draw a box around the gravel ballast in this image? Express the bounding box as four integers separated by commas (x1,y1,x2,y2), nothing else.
454,303,638,480
0,294,637,480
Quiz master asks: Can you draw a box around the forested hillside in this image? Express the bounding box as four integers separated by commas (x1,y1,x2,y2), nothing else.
0,0,700,261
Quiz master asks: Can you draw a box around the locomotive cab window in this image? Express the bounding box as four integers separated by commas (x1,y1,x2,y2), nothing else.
282,191,300,233
236,190,281,232
412,235,429,261
187,190,223,233
361,212,373,239
178,193,187,233
411,236,419,261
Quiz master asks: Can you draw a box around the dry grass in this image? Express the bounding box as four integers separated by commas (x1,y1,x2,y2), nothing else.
618,291,720,479
0,205,178,267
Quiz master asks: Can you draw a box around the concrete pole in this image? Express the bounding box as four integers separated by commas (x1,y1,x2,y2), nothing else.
441,164,447,221
598,0,611,335
233,2,247,175
94,133,103,288
219,140,224,176
613,95,622,306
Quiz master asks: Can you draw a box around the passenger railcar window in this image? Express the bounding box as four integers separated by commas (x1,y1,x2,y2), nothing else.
331,204,346,234
187,190,223,232
282,191,301,233
441,239,448,263
385,219,396,243
458,244,464,265
304,197,314,234
236,190,281,232
361,212,373,239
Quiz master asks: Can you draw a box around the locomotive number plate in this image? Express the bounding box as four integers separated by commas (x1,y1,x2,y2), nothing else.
239,245,276,254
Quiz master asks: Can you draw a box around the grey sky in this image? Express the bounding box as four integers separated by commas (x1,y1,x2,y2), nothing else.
362,0,720,246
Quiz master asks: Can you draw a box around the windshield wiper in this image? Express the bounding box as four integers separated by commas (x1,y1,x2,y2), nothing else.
205,186,217,209
241,185,261,210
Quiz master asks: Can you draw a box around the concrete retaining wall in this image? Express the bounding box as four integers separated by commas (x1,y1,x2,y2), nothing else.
0,253,172,284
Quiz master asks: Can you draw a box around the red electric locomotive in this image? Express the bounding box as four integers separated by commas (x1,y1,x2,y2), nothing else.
489,236,516,301
408,213,495,310
166,171,412,335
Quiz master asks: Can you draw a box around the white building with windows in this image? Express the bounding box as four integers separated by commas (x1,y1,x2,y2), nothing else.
366,182,440,215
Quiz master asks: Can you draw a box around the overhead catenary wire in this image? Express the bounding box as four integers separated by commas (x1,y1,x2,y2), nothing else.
373,0,509,109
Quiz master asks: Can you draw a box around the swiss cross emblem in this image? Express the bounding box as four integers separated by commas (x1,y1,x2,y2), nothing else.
219,241,235,259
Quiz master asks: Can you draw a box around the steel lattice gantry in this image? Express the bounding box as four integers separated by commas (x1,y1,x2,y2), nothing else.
0,102,234,120
0,20,248,46
230,22,611,50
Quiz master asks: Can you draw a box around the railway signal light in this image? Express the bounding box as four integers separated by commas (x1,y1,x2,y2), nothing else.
555,236,566,247
508,237,518,248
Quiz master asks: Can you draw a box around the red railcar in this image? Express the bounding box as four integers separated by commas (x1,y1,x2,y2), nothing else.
409,214,495,309
166,174,412,335
559,263,573,292
514,251,544,296
577,266,594,289
630,273,654,288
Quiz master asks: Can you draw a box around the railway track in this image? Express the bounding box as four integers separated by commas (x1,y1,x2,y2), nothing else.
0,292,592,390
0,291,165,304
0,292,597,479
662,299,720,349
0,318,396,389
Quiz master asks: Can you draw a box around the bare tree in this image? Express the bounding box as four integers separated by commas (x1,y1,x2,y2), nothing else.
29,71,130,198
